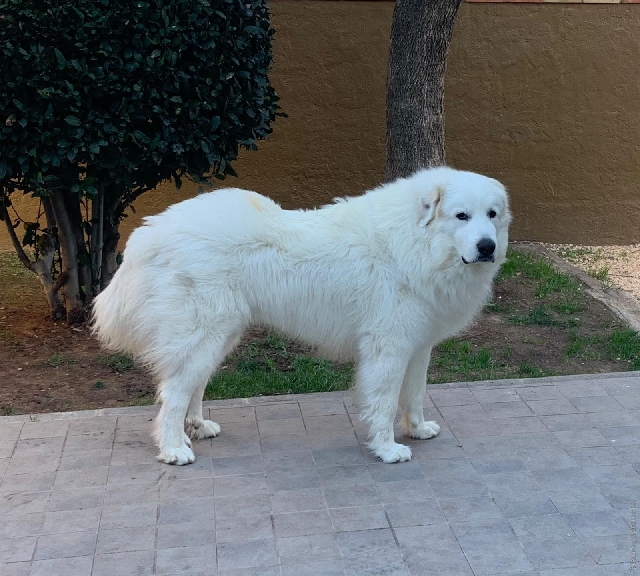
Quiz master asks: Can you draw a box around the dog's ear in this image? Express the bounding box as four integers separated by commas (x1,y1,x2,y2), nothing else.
418,185,443,227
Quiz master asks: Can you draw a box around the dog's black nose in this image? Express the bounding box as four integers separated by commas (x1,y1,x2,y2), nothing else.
477,238,496,257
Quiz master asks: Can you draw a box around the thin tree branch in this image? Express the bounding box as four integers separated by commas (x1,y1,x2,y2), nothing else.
0,193,34,271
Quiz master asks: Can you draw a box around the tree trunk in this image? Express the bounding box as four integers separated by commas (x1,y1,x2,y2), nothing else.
100,197,121,290
0,193,65,320
50,190,85,324
385,0,464,182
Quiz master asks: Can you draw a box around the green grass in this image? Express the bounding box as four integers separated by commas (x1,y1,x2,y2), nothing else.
47,353,75,367
588,266,613,291
203,333,353,400
93,381,106,389
566,328,640,369
498,249,581,298
102,353,134,372
429,338,551,383
1,405,15,416
608,329,640,370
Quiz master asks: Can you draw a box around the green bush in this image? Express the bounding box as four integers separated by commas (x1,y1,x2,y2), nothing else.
0,0,282,322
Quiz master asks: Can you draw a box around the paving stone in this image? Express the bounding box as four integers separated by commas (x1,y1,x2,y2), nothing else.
214,473,267,497
481,470,543,495
0,491,50,515
274,510,333,538
519,447,579,471
451,518,534,574
271,488,325,513
547,488,614,514
469,452,526,474
218,514,274,542
209,406,256,423
437,495,503,524
53,466,109,489
156,545,216,574
336,528,399,556
482,400,534,418
0,472,55,494
396,524,472,575
508,513,575,541
384,500,444,528
571,395,624,413
0,511,43,538
428,388,477,407
567,446,626,467
553,429,610,447
103,482,158,507
41,507,102,534
471,387,520,404
282,559,346,576
581,535,633,565
255,403,301,420
277,533,340,562
312,446,366,468
211,455,264,476
540,414,594,431
521,537,597,571
600,425,640,446
613,393,640,410
330,505,389,532
158,498,215,525
100,502,158,529
0,561,30,576
19,420,69,439
34,531,96,560
556,381,609,398
515,386,563,401
343,552,408,575
494,416,548,434
96,526,156,554
30,556,93,576
217,537,278,569
564,510,630,538
92,550,155,576
216,493,272,518
156,521,215,549
493,491,557,518
48,486,104,512
0,537,36,563
159,477,214,501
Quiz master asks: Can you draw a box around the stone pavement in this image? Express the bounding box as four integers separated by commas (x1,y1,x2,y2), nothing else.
1,372,640,576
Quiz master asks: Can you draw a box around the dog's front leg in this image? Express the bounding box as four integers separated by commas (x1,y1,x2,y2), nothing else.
357,354,412,463
399,345,440,440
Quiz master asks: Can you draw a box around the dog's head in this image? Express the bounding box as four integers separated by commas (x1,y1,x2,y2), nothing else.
413,167,511,266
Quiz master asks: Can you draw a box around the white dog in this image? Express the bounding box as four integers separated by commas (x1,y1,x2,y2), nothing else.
92,167,510,465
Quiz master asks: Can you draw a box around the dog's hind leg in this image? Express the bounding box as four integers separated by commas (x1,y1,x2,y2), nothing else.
357,349,412,463
399,345,440,440
153,332,233,465
184,332,243,441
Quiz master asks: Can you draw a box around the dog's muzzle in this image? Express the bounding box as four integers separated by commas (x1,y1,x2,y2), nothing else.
462,255,496,264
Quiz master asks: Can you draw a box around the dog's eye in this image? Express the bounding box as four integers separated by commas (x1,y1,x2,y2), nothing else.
488,210,497,219
456,213,469,221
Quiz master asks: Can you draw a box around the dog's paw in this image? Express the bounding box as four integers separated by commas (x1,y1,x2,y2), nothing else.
185,418,221,440
182,432,193,448
157,444,196,466
374,442,412,463
405,420,440,440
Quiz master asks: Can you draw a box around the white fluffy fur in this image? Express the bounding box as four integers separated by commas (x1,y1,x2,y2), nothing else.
92,167,511,465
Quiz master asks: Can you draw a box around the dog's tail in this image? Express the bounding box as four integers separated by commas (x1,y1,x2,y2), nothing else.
91,257,146,357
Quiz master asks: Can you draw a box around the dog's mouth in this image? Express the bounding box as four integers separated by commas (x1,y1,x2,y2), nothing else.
461,255,495,264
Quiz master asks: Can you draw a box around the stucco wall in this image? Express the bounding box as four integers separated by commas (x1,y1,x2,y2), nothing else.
2,1,639,250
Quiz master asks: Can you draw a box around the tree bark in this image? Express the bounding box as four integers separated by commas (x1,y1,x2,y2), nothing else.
50,190,85,324
385,0,464,182
0,193,65,320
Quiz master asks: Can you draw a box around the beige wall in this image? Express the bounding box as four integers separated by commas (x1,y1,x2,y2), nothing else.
2,1,639,250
